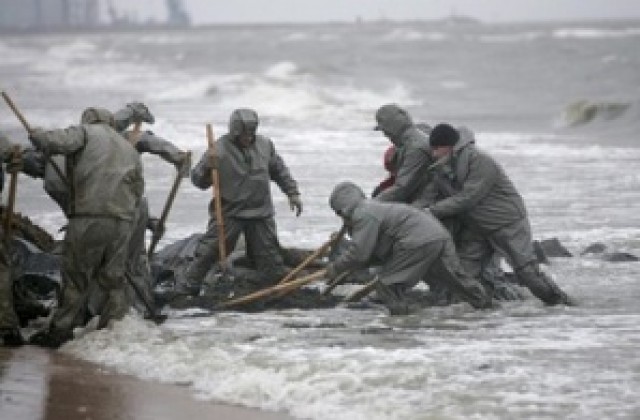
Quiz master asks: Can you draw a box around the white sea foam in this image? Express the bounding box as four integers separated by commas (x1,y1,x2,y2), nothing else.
553,27,640,39
0,40,42,66
264,61,300,80
382,28,447,42
282,32,311,42
478,31,544,43
61,295,640,420
45,39,97,60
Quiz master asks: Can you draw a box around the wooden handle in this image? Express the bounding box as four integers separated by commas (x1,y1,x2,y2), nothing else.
147,151,191,258
322,270,351,296
1,91,68,185
128,121,142,144
277,224,347,285
219,269,326,309
343,278,378,303
206,124,227,264
1,91,32,133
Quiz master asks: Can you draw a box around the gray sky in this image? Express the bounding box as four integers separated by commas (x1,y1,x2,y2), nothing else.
109,0,640,24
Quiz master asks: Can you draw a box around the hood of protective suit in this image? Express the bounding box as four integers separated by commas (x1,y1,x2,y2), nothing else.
80,107,115,127
416,122,432,135
374,104,413,144
453,125,476,153
329,181,366,219
229,108,259,139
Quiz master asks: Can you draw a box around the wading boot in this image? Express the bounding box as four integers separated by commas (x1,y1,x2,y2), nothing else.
518,264,575,306
0,327,24,347
29,327,73,349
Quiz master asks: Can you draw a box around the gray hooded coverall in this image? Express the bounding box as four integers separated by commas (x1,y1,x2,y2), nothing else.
183,108,300,292
418,133,572,305
22,106,186,317
29,108,144,334
373,104,433,204
328,181,490,312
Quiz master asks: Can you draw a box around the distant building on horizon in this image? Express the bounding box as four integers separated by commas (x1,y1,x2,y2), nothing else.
0,0,190,32
0,0,100,31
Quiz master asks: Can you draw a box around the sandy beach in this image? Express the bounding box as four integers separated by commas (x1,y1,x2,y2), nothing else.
0,346,294,420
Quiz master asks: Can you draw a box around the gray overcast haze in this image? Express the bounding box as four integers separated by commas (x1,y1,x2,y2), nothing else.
109,0,640,24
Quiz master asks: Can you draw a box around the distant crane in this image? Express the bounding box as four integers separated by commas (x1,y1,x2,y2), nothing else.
166,0,191,26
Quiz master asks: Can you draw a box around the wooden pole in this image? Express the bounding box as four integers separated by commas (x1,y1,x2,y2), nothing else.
322,270,352,296
277,224,347,285
1,91,31,132
2,145,20,237
147,151,192,257
219,269,326,309
128,121,142,145
343,278,378,303
1,91,68,185
206,124,227,267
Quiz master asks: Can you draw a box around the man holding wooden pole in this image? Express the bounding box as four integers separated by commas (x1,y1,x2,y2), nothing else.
27,107,144,348
178,108,302,296
326,181,491,315
111,102,189,317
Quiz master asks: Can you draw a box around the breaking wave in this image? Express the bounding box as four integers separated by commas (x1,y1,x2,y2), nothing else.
478,31,544,43
552,27,640,39
151,60,420,128
381,28,448,42
557,99,633,127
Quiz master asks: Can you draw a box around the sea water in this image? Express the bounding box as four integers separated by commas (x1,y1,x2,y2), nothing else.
1,20,639,419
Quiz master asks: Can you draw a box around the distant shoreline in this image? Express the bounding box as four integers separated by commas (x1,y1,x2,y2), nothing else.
2,17,639,36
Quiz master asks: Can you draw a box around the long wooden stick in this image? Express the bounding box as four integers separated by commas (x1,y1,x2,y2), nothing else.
147,151,191,257
1,91,31,132
2,145,20,236
128,121,142,145
1,91,68,185
278,224,347,285
343,278,378,303
219,269,326,309
206,124,227,267
125,272,167,324
322,270,352,296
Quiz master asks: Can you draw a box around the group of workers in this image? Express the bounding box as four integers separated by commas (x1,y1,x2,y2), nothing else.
0,101,573,348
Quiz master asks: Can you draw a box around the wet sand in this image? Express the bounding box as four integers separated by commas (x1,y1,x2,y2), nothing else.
0,346,294,420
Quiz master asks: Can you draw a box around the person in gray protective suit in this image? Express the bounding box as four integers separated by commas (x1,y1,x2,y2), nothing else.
179,108,302,295
28,107,144,348
111,102,189,316
372,104,433,203
325,181,491,315
417,123,573,306
21,103,188,318
371,109,520,303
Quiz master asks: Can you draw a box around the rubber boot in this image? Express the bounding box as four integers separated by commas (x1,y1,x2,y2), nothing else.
0,327,24,347
517,264,574,306
373,280,416,316
29,327,73,349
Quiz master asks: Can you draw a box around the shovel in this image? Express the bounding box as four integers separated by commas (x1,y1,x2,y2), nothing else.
147,151,192,257
125,272,167,324
205,124,234,284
